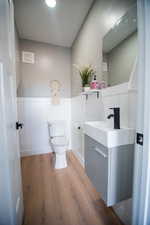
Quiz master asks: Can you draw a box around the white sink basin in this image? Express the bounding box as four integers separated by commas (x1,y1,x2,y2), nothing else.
83,121,135,148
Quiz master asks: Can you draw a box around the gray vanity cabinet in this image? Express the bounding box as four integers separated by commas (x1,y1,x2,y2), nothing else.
84,135,134,206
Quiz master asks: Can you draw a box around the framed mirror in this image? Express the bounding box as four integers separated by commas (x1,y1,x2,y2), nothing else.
102,4,137,87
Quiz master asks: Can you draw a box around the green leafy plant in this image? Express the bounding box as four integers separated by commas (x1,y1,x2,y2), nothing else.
74,65,95,87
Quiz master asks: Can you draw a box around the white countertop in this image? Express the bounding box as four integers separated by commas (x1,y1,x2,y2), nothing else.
83,121,135,148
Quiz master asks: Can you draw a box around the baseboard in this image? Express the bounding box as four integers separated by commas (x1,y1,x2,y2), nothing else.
21,148,52,157
21,148,71,157
72,150,85,167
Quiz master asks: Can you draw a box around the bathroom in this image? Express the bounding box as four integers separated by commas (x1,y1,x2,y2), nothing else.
1,0,150,225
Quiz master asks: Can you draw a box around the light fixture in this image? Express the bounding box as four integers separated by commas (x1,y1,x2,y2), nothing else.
45,0,56,8
106,15,119,29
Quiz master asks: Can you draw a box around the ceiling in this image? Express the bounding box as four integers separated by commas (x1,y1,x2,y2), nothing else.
14,0,94,47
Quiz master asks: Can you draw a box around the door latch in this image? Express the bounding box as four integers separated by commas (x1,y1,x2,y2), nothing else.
136,133,143,146
16,121,24,130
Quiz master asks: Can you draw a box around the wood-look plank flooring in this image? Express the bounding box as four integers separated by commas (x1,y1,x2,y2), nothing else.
21,152,123,225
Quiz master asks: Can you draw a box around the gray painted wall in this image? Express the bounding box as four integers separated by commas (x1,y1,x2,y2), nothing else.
107,32,137,86
18,39,71,98
71,0,136,97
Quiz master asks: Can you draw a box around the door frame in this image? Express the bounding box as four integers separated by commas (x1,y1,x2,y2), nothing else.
132,0,150,224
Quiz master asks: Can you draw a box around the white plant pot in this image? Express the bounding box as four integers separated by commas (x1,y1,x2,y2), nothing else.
83,86,90,92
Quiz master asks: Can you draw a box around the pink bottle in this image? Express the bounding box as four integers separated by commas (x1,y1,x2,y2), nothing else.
90,75,99,89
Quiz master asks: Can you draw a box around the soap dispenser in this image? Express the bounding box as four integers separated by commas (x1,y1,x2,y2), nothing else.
90,75,99,89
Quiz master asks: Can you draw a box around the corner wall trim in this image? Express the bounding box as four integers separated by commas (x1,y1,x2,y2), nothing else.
72,150,85,167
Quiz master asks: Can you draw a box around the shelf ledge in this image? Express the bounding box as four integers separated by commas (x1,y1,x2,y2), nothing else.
81,89,101,100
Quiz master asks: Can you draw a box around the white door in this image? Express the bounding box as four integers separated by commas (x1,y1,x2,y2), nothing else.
132,0,150,224
0,0,23,225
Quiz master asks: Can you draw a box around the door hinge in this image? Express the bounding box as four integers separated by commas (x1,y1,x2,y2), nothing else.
136,133,143,146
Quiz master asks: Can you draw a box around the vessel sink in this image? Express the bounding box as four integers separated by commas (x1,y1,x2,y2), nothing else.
83,121,135,148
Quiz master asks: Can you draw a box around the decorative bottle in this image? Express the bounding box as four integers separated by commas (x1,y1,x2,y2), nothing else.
90,75,99,89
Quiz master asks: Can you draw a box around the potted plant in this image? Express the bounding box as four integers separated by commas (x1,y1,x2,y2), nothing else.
74,64,95,92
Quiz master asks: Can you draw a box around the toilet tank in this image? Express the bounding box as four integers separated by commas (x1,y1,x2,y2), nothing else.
48,120,67,137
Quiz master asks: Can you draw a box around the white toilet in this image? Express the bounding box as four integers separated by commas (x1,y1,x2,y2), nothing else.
48,121,68,169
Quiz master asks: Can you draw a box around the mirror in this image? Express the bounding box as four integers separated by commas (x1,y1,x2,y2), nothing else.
102,4,137,87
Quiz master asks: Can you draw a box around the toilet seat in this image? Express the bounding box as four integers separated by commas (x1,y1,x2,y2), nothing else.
51,136,68,146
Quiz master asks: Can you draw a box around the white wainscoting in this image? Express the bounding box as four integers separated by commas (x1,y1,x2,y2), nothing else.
71,94,105,162
18,86,137,158
17,98,71,157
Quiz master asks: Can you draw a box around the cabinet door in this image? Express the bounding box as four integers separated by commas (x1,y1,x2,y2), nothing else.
85,135,108,202
108,144,134,206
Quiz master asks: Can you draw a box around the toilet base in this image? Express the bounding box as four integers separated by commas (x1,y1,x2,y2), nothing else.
55,152,67,169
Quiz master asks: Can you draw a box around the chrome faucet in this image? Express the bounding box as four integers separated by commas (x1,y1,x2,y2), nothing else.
107,107,120,129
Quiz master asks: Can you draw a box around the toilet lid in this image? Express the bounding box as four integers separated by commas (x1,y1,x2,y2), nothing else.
51,136,68,146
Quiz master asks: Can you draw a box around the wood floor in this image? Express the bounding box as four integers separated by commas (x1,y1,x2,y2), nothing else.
21,152,123,225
